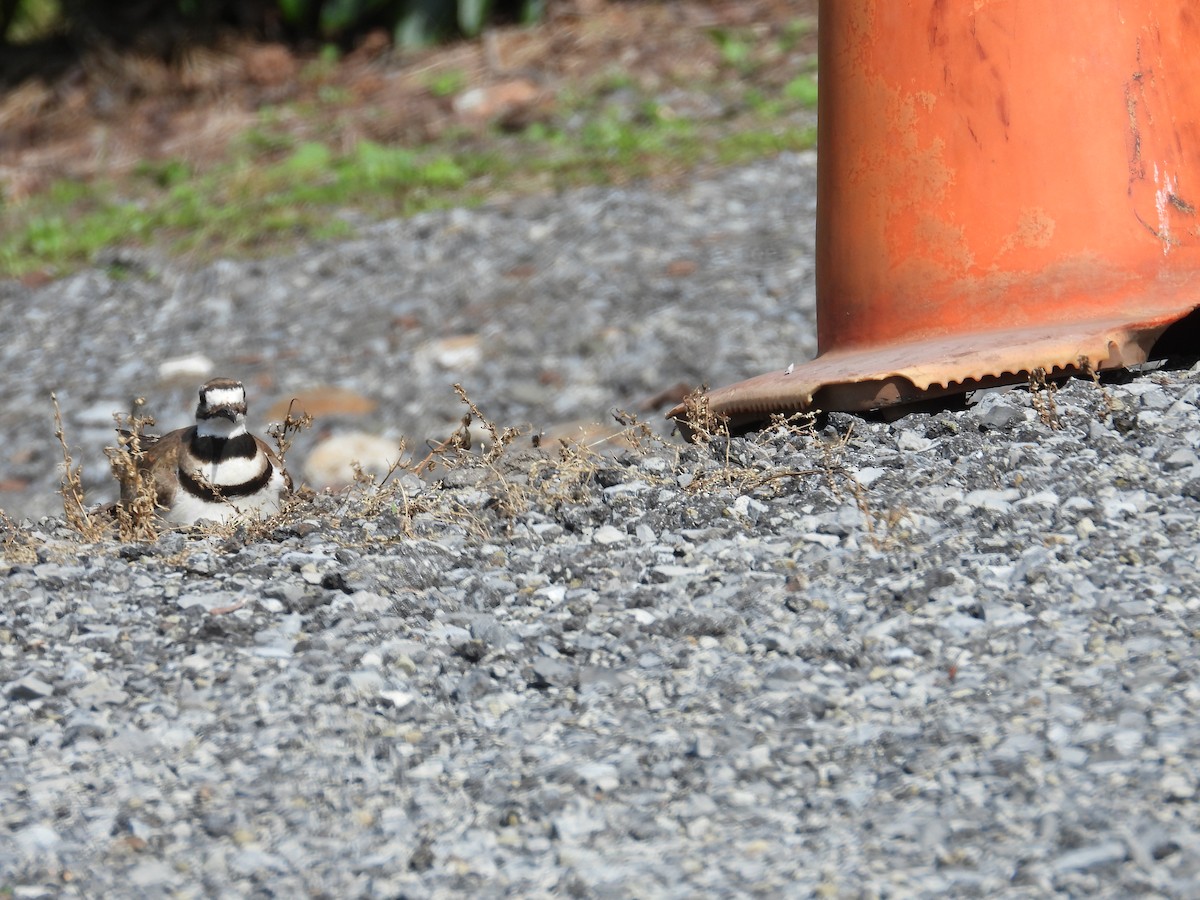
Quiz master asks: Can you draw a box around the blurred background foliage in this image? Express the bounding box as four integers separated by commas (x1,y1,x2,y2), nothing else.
0,0,819,277
1,0,546,50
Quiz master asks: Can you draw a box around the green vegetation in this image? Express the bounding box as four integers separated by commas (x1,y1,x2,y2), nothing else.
783,75,819,109
3,0,60,43
0,139,477,273
708,28,756,73
426,68,468,99
778,16,817,52
0,15,818,278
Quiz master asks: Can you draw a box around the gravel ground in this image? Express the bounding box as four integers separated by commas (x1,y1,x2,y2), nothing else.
4,151,1200,897
0,152,818,520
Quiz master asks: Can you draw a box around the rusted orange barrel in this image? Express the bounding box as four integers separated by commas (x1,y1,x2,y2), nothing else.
674,0,1200,431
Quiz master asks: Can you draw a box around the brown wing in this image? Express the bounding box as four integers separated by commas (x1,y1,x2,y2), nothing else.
121,427,191,509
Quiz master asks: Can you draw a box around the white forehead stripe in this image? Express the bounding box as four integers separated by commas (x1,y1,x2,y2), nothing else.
203,387,246,408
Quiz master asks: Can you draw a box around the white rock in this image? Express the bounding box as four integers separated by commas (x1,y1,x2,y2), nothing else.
159,353,214,381
1050,841,1127,873
1161,771,1196,800
304,432,402,489
963,488,1020,511
413,334,483,373
575,762,620,792
592,525,626,545
15,823,60,853
896,431,937,452
380,690,417,710
855,466,887,486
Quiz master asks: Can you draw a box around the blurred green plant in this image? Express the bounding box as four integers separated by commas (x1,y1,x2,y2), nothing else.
134,159,192,188
783,75,818,109
0,134,480,274
1,0,59,43
0,4,819,278
778,17,817,52
0,100,816,277
708,28,755,73
426,67,468,98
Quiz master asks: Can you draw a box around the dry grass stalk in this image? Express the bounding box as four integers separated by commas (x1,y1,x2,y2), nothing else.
406,384,528,527
348,440,417,519
408,381,522,477
527,436,602,507
1077,354,1119,421
676,408,909,549
104,397,160,542
452,382,521,463
266,398,314,471
0,508,38,565
677,383,740,487
297,383,523,540
679,384,727,443
1028,367,1061,428
53,392,107,541
207,488,316,544
413,414,473,476
611,408,659,455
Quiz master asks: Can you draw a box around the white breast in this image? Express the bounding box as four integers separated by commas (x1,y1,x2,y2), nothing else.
203,455,266,487
167,462,289,525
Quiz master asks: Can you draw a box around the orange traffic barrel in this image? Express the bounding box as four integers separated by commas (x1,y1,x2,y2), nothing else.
672,0,1200,432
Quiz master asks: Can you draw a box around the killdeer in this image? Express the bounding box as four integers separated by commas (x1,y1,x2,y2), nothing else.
122,377,292,524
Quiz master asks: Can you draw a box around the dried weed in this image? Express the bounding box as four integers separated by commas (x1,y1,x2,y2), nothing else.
1077,355,1121,421
53,392,108,541
45,379,910,554
267,398,315,471
676,407,909,549
1,509,38,565
1028,367,1061,429
105,397,160,542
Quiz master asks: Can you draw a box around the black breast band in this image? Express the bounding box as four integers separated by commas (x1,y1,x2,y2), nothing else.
179,462,274,502
190,431,258,462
